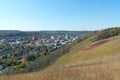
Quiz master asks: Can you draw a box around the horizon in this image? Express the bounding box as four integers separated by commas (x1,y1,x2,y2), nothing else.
0,0,120,31
0,29,92,32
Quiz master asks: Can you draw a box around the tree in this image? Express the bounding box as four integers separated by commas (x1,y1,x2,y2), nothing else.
13,57,18,64
27,55,35,61
22,56,27,62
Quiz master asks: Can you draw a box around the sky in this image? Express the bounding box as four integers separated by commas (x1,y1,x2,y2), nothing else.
0,0,120,31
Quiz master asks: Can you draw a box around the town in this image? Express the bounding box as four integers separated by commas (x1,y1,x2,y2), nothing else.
0,32,79,72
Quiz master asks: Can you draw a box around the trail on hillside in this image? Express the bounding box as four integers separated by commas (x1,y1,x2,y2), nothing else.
83,40,108,51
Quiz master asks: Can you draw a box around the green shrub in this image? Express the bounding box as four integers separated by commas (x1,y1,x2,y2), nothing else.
12,62,28,70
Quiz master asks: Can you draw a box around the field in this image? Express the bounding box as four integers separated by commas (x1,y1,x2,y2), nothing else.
0,35,120,80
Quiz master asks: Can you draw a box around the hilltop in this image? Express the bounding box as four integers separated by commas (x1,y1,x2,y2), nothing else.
0,27,120,80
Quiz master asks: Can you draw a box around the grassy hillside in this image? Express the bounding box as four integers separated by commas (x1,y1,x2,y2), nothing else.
0,35,120,80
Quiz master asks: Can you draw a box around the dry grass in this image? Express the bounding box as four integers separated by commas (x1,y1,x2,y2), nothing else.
1,62,120,80
0,35,120,80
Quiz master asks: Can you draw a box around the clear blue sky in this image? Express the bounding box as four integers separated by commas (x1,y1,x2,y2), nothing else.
0,0,120,31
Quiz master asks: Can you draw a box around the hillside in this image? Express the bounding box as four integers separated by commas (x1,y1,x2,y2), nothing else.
0,31,120,80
